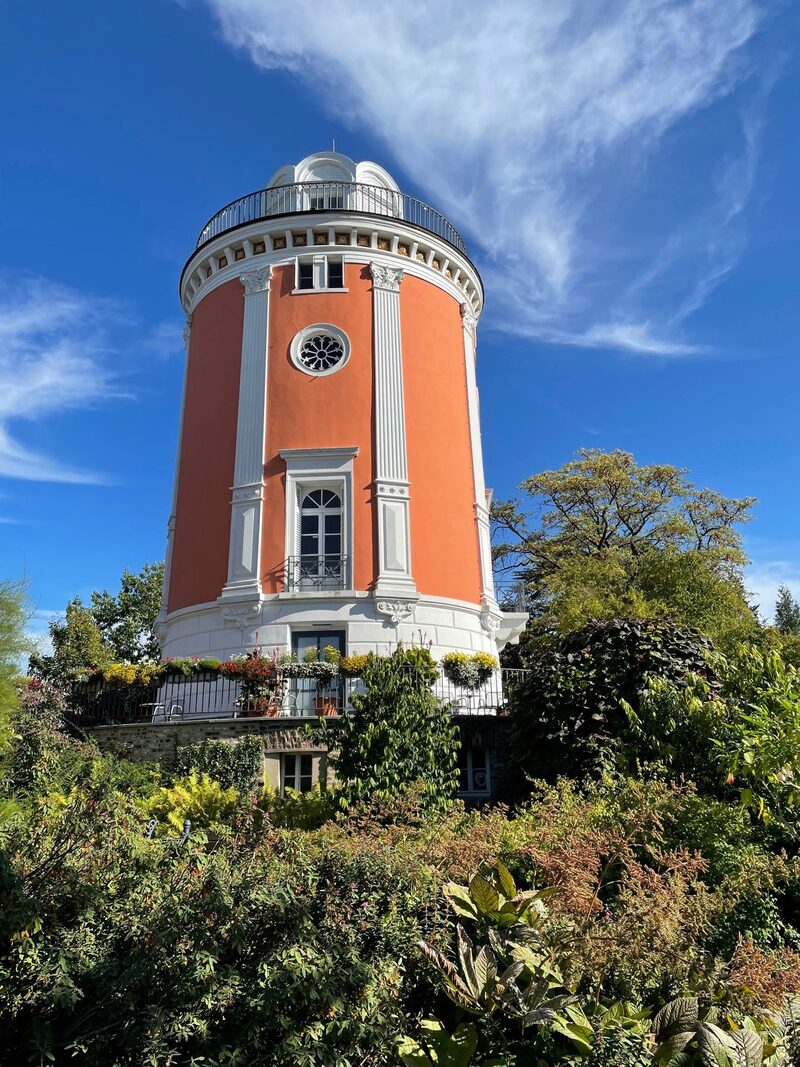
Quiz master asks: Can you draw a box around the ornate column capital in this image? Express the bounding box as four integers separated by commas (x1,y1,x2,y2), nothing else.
240,266,272,295
183,313,193,347
460,302,478,334
370,262,404,292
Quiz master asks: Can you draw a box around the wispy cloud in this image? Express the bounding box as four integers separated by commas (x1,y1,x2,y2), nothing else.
143,319,185,360
746,560,800,624
198,0,768,354
0,275,129,483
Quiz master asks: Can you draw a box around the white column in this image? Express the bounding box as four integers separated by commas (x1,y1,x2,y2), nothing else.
461,303,500,626
155,312,192,643
219,266,272,602
370,262,417,612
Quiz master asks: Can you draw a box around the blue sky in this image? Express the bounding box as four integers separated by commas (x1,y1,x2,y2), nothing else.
1,0,799,647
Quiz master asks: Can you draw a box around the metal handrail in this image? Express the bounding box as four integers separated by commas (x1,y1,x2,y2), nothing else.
283,554,350,592
195,180,467,256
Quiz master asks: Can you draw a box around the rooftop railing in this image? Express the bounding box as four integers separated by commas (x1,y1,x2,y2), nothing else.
67,668,530,727
195,180,468,256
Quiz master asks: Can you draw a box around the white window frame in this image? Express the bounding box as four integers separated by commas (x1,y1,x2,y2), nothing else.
290,323,351,378
458,746,491,795
293,254,347,294
280,752,314,795
280,448,359,594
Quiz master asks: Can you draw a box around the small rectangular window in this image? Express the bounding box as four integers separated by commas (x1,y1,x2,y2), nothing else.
458,747,491,794
282,754,315,795
327,258,344,289
297,260,314,290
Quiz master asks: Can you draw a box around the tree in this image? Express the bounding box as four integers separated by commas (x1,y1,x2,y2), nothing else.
29,598,113,679
492,449,757,648
90,561,164,662
333,647,459,813
775,585,800,635
0,579,30,758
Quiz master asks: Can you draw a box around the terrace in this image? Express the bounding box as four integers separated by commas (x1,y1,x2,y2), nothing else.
67,667,530,727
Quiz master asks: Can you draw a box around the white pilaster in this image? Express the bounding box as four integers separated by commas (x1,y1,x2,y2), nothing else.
370,262,417,611
219,267,272,602
156,313,193,643
461,303,500,630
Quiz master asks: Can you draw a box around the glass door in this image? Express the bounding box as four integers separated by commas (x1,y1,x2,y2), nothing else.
299,489,344,589
291,631,346,716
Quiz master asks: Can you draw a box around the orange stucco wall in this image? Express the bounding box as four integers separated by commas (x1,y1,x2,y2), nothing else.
261,263,377,592
168,280,244,611
402,276,481,604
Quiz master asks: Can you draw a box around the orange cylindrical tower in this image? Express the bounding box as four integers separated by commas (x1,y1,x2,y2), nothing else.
157,152,526,662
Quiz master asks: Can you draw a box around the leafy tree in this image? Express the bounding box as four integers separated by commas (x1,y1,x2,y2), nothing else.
29,597,112,679
90,561,164,662
0,580,30,788
333,647,459,812
492,449,757,648
775,585,800,635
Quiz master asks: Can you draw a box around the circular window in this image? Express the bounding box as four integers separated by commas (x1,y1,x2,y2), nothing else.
290,324,350,377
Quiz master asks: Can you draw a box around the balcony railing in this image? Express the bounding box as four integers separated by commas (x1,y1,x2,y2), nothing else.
283,555,350,592
195,180,467,257
67,668,530,727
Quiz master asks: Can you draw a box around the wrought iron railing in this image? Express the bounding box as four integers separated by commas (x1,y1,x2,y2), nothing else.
283,554,350,592
493,576,533,614
67,668,530,727
195,181,467,256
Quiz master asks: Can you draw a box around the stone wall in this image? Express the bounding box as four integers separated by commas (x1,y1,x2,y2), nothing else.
91,715,512,798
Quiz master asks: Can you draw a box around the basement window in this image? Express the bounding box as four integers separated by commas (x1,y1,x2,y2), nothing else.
458,746,490,795
281,753,314,795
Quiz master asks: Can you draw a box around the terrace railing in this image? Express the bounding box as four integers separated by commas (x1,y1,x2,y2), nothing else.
67,667,530,727
195,181,467,256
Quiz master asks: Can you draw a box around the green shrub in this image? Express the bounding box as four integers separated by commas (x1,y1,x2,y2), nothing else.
142,772,240,831
508,618,716,785
170,735,263,791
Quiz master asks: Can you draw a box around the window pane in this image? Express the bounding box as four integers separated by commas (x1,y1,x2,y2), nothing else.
298,262,314,289
299,754,313,793
302,490,322,508
283,757,297,792
324,534,341,555
301,514,316,534
328,260,344,288
457,747,469,791
300,535,318,556
325,513,341,534
321,489,340,507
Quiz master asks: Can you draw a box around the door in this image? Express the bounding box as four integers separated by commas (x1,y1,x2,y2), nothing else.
291,631,346,716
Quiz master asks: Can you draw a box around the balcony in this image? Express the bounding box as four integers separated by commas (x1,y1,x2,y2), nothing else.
194,180,467,257
283,554,350,593
67,668,530,726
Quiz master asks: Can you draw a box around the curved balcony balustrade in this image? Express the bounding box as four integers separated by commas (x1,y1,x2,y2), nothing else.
195,181,467,256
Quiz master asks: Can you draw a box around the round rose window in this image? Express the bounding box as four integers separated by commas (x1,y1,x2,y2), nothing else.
290,324,350,377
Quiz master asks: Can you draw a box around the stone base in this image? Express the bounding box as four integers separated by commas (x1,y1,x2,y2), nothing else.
160,592,526,661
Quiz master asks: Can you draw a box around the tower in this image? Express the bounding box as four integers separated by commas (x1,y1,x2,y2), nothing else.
158,152,527,663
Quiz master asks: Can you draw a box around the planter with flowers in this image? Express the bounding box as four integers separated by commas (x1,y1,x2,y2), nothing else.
440,652,498,690
279,648,341,716
219,651,285,716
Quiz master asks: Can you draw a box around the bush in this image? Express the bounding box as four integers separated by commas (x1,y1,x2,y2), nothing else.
142,772,240,832
170,735,263,791
508,618,716,785
334,647,459,813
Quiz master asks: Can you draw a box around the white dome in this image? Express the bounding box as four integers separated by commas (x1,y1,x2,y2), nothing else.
266,151,400,192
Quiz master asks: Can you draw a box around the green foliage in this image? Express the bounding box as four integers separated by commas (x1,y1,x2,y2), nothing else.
775,586,800,636
258,781,337,829
29,596,113,680
441,652,498,689
170,735,263,791
334,647,459,812
89,561,164,663
142,771,240,831
492,449,757,648
0,579,30,752
508,618,716,783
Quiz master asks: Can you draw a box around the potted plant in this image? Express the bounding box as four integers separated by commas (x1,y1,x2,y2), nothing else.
220,651,286,716
441,652,498,690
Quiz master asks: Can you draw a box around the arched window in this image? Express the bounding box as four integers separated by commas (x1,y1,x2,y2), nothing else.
299,489,343,587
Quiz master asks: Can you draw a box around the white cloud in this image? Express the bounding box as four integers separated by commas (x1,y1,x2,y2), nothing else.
143,319,185,360
746,560,800,624
0,275,128,483
199,0,767,354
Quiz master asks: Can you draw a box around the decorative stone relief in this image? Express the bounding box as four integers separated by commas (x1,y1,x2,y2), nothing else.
221,603,261,631
239,266,272,295
369,262,404,292
460,302,478,334
480,607,502,635
376,599,417,624
182,313,193,346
